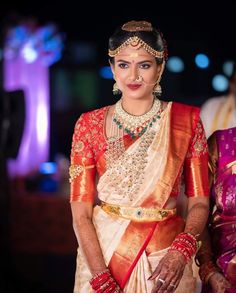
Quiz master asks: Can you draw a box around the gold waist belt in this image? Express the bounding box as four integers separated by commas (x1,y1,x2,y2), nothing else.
101,201,176,222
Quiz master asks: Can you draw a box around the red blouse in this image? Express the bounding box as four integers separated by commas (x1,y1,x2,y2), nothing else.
70,105,209,203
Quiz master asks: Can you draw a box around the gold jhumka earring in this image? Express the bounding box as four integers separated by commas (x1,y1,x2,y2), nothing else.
153,62,165,98
153,83,162,97
112,82,121,95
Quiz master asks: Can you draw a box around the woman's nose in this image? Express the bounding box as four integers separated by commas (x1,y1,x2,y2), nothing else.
130,66,139,81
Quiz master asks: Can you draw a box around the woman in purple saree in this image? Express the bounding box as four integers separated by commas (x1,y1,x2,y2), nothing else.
197,127,236,292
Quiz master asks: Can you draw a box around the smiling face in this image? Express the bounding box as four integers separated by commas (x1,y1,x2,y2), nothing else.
110,45,162,101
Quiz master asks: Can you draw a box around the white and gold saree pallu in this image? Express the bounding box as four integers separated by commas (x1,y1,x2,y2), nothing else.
74,103,198,293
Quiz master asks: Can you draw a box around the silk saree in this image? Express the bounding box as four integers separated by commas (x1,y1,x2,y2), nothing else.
70,101,209,293
203,127,236,292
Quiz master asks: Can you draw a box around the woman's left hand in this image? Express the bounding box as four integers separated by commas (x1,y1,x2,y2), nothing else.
208,272,232,293
149,250,186,293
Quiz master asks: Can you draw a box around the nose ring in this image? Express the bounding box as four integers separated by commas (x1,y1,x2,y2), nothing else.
135,76,143,82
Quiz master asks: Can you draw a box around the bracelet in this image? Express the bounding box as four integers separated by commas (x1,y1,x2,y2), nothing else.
89,268,121,292
90,269,110,282
89,268,111,289
168,232,198,262
92,275,111,290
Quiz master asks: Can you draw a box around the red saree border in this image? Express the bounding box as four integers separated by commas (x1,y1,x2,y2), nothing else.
109,222,157,289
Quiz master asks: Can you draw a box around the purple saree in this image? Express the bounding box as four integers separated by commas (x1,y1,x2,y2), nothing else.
204,127,236,292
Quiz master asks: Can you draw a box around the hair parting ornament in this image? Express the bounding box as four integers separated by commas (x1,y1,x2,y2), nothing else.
108,21,164,59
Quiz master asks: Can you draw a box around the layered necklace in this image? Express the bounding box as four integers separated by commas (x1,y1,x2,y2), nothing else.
105,98,164,201
113,98,162,139
105,98,163,170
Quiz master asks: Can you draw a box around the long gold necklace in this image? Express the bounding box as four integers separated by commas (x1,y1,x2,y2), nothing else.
105,110,125,169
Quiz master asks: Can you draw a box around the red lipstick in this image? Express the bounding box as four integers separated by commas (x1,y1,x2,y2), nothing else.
127,84,141,90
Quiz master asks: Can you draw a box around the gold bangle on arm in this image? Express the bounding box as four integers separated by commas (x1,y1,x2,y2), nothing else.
69,163,95,183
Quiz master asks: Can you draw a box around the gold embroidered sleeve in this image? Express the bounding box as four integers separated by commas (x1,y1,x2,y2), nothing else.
186,120,208,158
184,118,209,197
69,114,96,202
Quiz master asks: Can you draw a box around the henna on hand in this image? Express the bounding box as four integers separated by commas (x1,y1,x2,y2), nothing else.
149,250,186,293
209,272,232,293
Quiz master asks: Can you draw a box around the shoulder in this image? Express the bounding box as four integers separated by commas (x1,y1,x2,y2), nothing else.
201,95,227,111
75,106,109,127
170,102,201,135
209,127,229,140
171,101,200,119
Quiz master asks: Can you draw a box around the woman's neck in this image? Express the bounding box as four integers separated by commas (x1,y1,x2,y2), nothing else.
121,97,155,116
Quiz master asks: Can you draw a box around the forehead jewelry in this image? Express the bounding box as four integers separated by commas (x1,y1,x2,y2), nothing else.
108,36,164,59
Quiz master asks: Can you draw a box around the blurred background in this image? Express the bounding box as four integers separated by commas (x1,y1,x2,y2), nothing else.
0,0,236,292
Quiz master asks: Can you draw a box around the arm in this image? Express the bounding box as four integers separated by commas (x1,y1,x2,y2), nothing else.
185,196,209,236
71,201,107,274
150,196,209,293
196,227,231,292
71,199,121,293
183,117,210,236
70,114,121,292
71,203,121,292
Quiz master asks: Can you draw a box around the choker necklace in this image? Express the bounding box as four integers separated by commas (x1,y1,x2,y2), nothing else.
113,98,162,138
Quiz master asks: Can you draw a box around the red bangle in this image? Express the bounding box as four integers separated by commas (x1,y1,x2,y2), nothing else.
91,275,111,290
97,278,117,293
89,269,111,289
168,232,198,262
168,247,190,262
90,269,110,283
175,232,198,248
103,282,117,293
89,269,120,293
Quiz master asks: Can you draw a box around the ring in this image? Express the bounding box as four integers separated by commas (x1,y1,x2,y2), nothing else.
170,283,176,289
158,278,165,284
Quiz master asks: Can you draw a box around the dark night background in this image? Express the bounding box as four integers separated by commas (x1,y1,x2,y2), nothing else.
1,1,236,61
0,1,236,292
2,1,236,104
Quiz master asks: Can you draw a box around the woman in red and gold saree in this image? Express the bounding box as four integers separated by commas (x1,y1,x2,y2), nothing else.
70,20,209,293
197,127,236,293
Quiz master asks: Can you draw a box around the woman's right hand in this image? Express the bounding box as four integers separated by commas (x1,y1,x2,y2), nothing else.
208,272,231,293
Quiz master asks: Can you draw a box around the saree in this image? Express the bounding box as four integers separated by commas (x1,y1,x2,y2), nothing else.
70,101,209,293
204,127,236,292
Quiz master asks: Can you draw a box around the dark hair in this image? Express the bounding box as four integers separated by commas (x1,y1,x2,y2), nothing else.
108,21,168,65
